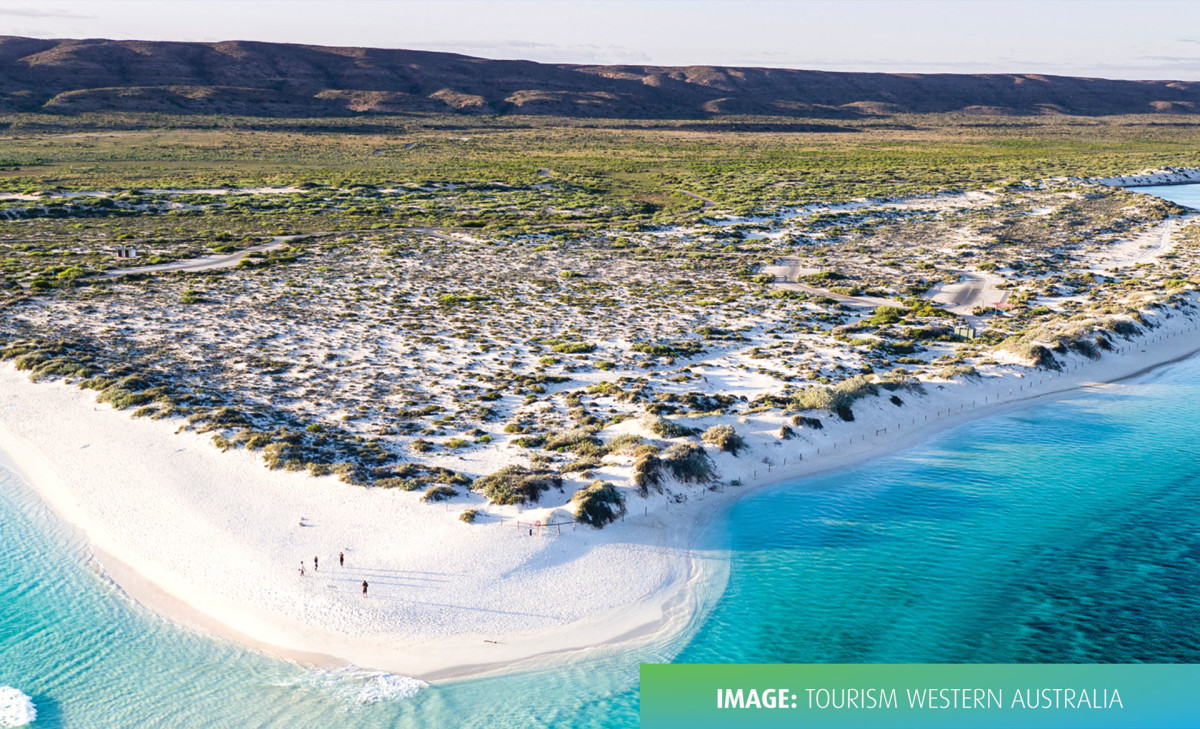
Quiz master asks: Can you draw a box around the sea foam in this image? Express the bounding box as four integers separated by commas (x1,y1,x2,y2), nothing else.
270,667,426,707
353,673,426,704
0,687,36,728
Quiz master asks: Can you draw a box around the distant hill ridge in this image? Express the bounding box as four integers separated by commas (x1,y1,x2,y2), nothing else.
3,35,1200,118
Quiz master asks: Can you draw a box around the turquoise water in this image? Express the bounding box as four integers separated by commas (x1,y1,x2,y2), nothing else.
5,354,1200,726
679,363,1200,665
1130,182,1200,209
0,467,655,728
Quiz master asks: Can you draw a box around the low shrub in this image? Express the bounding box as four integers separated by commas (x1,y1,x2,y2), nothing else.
790,414,824,430
938,364,982,379
571,481,627,528
790,376,875,421
422,485,458,502
562,456,602,473
604,433,643,454
631,341,705,358
552,342,596,354
662,443,716,483
867,305,907,326
701,424,747,455
473,466,562,505
642,413,701,438
633,450,664,496
543,427,601,452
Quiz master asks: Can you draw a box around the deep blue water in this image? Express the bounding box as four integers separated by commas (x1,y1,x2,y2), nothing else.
5,350,1200,726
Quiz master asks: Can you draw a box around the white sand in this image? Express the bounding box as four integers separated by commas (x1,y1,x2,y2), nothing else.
1091,167,1200,187
2,302,1200,681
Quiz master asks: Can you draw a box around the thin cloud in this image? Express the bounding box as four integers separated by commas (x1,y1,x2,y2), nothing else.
0,6,94,19
420,39,652,64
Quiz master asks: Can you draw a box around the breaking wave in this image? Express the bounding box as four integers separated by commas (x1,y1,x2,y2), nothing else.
270,667,426,708
0,687,36,728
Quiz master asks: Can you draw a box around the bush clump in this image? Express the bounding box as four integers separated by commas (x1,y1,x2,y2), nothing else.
701,424,747,455
790,414,824,430
867,305,907,326
605,433,643,454
571,480,627,528
552,342,596,354
370,463,471,490
460,509,478,524
1101,318,1141,338
642,413,701,438
422,485,458,503
661,443,716,484
938,364,982,379
633,448,665,496
543,427,601,452
631,341,705,358
473,465,562,505
790,375,876,422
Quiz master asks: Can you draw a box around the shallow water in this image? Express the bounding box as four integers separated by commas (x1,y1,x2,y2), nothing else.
0,466,669,727
1129,181,1200,209
4,353,1200,726
679,361,1200,665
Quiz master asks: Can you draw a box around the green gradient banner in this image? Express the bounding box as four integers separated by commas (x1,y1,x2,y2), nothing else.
640,664,1200,728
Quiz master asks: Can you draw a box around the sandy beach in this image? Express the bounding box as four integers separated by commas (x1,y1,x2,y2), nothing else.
2,298,1200,681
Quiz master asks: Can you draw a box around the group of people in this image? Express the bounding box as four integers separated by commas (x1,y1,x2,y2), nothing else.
298,550,368,595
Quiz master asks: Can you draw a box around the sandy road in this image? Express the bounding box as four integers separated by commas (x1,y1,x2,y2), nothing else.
763,257,905,309
925,270,1008,315
104,236,301,277
764,255,1009,314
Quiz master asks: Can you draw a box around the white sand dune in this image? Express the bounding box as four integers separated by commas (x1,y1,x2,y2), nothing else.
1091,167,1200,187
3,301,1200,680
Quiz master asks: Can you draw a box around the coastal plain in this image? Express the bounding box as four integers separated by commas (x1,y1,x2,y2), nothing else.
3,112,1200,678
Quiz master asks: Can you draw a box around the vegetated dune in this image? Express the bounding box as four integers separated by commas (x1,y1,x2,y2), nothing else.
4,35,1200,119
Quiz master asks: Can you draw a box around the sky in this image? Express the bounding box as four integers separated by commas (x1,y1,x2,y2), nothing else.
1,0,1199,80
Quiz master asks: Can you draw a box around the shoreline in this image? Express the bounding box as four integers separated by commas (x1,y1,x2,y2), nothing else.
2,304,1200,681
1091,167,1200,187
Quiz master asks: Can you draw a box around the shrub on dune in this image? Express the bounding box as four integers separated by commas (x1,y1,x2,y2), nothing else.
641,413,700,438
422,485,458,502
632,446,664,496
571,481,627,528
661,442,716,483
543,426,601,452
702,424,746,455
473,465,562,505
790,414,823,430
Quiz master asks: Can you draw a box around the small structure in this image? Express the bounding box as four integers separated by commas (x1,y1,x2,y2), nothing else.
954,325,978,340
113,246,139,259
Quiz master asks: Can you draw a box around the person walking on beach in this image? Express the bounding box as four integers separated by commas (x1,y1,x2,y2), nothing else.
339,551,344,568
362,580,368,596
314,556,318,572
299,562,305,577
